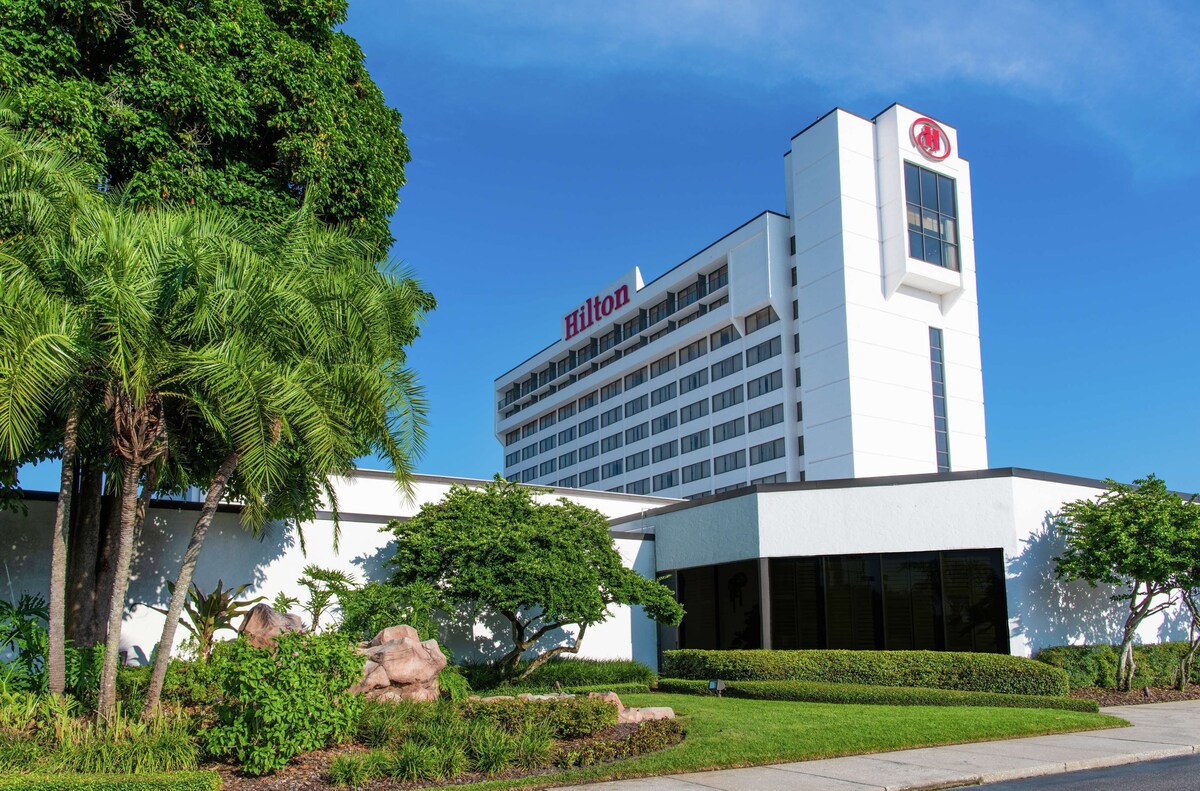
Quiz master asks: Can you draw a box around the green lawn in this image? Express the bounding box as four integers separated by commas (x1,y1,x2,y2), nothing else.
462,692,1128,790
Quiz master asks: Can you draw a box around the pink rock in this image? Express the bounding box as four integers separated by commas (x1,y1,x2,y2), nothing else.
351,661,391,694
588,691,624,709
238,604,303,649
354,625,448,702
639,707,675,720
369,625,421,647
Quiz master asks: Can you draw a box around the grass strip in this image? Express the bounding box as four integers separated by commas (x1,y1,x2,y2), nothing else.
0,771,222,790
656,678,1099,712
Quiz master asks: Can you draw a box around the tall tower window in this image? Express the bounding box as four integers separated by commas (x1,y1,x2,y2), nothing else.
929,327,950,472
905,162,959,271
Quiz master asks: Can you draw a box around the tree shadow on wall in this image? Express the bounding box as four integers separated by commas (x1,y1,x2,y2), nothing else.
1007,511,1128,654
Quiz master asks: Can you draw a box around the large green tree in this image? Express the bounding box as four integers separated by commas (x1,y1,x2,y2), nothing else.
388,478,683,680
1055,474,1200,690
0,0,409,255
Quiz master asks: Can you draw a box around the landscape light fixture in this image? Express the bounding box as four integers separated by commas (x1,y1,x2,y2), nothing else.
708,678,725,697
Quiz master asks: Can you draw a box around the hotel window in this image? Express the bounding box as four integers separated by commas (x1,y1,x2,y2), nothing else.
558,426,576,444
597,329,618,354
706,264,729,292
676,281,702,311
626,478,650,495
677,310,699,328
650,353,676,378
623,315,644,338
522,421,537,438
710,324,739,351
796,402,803,421
651,382,676,407
558,402,576,420
625,422,649,444
625,367,648,390
558,450,577,468
792,300,798,321
539,413,556,430
713,449,745,475
504,429,520,447
930,327,951,472
521,443,537,461
905,162,959,271
601,460,623,479
747,370,783,399
648,298,671,326
625,394,649,418
682,459,711,484
749,437,786,465
600,405,623,427
707,294,728,310
600,432,623,454
600,379,623,402
679,338,707,364
745,336,781,367
579,441,599,461
579,416,598,436
793,334,799,354
653,469,678,492
713,416,745,443
579,467,599,486
540,459,556,476
680,399,708,424
795,367,802,387
651,412,677,434
578,391,598,412
711,385,744,413
714,482,747,494
626,449,650,471
521,466,537,483
745,306,778,334
681,428,709,454
748,403,784,432
791,265,797,286
679,369,708,395
557,475,577,488
539,436,556,453
751,471,787,484
711,353,742,382
797,435,805,457
577,344,595,366
504,451,520,467
648,326,672,343
652,440,678,463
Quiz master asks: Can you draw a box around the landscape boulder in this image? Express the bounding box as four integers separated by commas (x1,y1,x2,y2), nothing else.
352,626,448,702
238,603,304,649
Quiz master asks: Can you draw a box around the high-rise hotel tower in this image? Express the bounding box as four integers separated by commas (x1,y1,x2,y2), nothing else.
495,104,987,497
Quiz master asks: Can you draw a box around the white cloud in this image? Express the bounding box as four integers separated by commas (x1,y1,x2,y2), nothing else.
376,0,1200,175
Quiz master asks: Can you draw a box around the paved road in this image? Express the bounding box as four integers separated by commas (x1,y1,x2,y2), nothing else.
979,752,1200,789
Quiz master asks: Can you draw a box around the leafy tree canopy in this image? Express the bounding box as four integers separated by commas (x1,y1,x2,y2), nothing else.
387,477,683,678
0,0,409,254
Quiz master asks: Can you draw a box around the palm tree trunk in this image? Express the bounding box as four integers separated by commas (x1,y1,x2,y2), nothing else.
141,451,239,720
66,462,105,646
96,458,143,722
47,407,78,696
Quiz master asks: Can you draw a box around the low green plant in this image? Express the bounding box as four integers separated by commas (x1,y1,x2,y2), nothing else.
515,721,554,769
147,581,263,661
271,592,300,615
1036,643,1198,689
554,718,685,768
438,666,472,701
297,566,357,631
655,678,1099,712
461,657,655,692
467,720,516,776
461,696,618,739
0,595,102,697
328,750,389,787
391,739,443,781
663,649,1070,697
118,659,218,711
0,772,222,790
204,631,364,775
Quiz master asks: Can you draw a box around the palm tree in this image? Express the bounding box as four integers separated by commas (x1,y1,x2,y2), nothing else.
139,210,433,717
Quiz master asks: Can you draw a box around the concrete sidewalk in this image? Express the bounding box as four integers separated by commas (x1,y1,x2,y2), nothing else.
562,700,1200,791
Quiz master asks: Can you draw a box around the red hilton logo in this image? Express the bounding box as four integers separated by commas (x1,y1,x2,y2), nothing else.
911,117,951,161
564,285,630,340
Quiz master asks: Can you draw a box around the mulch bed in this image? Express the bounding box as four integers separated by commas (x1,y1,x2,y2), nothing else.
214,722,652,790
1070,684,1200,707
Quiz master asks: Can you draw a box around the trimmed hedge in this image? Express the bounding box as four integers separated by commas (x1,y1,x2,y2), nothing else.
460,658,655,692
662,650,1069,697
1035,643,1198,689
474,683,653,696
656,678,1098,713
0,772,222,790
461,697,619,739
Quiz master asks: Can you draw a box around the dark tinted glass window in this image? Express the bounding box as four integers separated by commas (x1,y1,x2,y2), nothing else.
769,557,824,650
941,550,1008,653
824,555,882,650
882,553,942,650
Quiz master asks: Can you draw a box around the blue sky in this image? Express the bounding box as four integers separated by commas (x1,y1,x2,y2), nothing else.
18,1,1200,492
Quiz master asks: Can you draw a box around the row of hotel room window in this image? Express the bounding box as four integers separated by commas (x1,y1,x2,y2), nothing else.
663,549,1008,654
499,264,735,410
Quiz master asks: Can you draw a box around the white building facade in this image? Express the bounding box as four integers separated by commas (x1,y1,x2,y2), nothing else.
495,104,987,495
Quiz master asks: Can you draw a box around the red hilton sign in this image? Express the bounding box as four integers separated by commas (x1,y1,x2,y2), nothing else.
911,117,951,161
564,285,630,340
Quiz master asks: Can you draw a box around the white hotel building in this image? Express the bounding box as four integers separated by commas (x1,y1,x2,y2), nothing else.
495,103,986,497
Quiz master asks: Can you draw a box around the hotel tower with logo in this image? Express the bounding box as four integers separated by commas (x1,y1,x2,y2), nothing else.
495,104,987,496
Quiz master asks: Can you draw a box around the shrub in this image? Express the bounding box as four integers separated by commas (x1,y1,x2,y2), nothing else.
337,581,439,643
118,660,218,712
0,595,103,698
391,740,444,781
204,632,364,775
328,750,388,787
438,666,472,701
554,718,685,768
461,696,618,739
466,720,516,776
0,772,222,790
662,650,1069,697
514,721,554,769
655,678,1099,712
460,658,655,692
1035,643,1198,689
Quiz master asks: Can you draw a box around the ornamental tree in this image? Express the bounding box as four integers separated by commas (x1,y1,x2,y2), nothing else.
0,0,410,256
1054,474,1200,690
387,478,683,680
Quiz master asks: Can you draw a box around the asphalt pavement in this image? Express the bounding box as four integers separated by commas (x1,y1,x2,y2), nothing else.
978,752,1200,789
